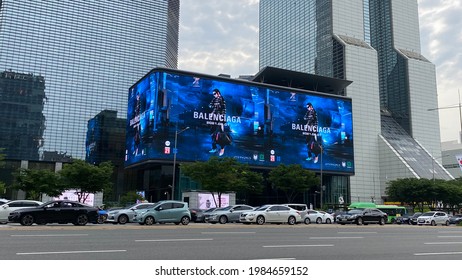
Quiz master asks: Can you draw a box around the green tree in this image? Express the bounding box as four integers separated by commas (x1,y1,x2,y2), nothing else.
59,160,113,204
119,191,144,206
182,157,263,207
386,178,453,212
12,168,65,200
268,164,319,203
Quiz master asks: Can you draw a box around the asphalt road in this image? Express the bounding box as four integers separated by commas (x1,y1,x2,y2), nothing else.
1,222,462,260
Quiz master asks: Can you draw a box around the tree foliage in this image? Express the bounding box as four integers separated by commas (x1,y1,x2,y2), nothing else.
12,168,66,200
268,164,319,202
59,160,114,203
181,157,263,207
386,178,462,212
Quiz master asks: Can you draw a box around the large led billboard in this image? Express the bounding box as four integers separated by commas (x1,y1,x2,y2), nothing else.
125,68,354,174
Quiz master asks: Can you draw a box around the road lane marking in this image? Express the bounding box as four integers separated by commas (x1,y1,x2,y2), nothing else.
135,238,213,242
438,236,462,238
263,245,334,248
414,251,462,256
309,237,364,239
425,242,462,245
11,234,89,237
337,232,377,234
254,258,296,260
17,249,126,255
201,232,256,234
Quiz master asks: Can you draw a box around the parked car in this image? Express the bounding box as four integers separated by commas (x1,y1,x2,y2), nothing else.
134,200,191,225
282,203,309,224
106,202,155,224
239,204,302,225
205,204,255,224
0,200,43,224
408,212,422,225
449,214,462,225
336,208,387,225
189,208,203,222
395,214,411,224
318,211,335,224
8,200,98,226
0,198,8,206
193,208,217,223
417,211,450,226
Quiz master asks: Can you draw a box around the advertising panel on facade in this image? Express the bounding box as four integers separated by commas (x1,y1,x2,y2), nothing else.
125,68,354,174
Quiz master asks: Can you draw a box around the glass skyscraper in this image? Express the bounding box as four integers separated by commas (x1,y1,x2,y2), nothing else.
260,0,451,204
0,0,180,161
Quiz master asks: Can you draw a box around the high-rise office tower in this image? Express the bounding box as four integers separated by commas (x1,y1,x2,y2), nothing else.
260,0,452,204
0,0,180,161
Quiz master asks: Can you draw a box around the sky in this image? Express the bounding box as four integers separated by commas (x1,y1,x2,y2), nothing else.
178,0,462,143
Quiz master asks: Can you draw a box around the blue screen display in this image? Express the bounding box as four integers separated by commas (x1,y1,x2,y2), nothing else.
125,69,354,174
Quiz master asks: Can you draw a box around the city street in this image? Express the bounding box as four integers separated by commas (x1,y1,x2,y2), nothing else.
1,223,462,260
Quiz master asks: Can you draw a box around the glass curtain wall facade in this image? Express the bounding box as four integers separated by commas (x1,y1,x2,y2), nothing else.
0,0,180,161
259,0,445,205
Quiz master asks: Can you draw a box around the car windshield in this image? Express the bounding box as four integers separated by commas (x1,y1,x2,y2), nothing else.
420,212,434,217
347,209,363,214
255,205,270,211
218,206,233,211
204,208,216,213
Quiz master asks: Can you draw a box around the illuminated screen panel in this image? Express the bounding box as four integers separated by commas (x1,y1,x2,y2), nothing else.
125,69,354,174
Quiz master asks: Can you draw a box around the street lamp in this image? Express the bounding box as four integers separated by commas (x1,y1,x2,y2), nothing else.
320,145,324,209
171,125,189,200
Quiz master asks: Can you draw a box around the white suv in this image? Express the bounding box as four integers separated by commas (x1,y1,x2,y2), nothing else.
417,211,449,226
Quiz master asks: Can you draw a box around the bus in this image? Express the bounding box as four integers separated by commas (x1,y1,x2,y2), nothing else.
348,202,407,223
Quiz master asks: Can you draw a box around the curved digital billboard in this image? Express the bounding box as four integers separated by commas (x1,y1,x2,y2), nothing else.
125,68,354,174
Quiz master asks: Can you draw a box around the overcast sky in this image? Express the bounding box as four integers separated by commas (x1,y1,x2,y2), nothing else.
178,0,462,143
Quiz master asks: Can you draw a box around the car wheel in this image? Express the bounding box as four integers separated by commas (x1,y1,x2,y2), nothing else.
325,218,332,224
145,216,155,225
431,220,436,226
181,216,190,225
219,215,228,224
316,217,322,224
445,220,450,226
379,217,386,225
304,217,310,224
256,215,265,225
288,216,296,225
356,217,363,225
20,214,34,226
408,220,413,225
118,214,128,224
75,214,88,226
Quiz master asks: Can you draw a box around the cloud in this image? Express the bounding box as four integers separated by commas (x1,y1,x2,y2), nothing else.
179,0,259,77
179,0,462,141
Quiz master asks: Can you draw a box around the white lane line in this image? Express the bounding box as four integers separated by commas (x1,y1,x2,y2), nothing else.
438,236,462,238
309,237,364,239
201,232,256,234
254,258,296,260
438,231,462,234
17,249,126,255
425,242,462,245
414,252,462,256
337,232,377,234
135,238,213,242
11,234,89,237
263,244,334,248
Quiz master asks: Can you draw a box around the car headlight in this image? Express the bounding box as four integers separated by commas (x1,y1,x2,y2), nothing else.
349,215,357,219
247,213,255,217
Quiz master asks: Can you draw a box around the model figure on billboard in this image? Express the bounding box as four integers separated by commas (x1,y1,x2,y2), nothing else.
304,102,321,163
208,88,231,156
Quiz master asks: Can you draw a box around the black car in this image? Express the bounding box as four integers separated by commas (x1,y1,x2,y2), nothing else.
395,214,411,224
449,214,462,225
8,200,99,226
408,212,422,225
336,208,387,225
